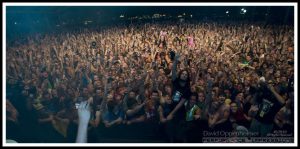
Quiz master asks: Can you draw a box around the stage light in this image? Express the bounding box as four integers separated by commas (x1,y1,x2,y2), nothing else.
226,11,229,14
240,8,247,14
14,22,17,25
120,15,124,18
190,14,193,18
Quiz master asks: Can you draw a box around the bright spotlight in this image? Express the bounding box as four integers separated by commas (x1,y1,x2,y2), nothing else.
226,11,229,14
240,8,247,14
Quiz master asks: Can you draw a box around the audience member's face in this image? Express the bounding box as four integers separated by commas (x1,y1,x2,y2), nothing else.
115,94,122,104
88,85,94,93
191,85,196,92
190,96,197,105
223,89,229,96
94,75,99,81
165,86,172,95
165,95,172,104
207,69,212,74
230,103,238,113
151,92,159,101
212,91,217,101
198,93,205,102
180,71,188,81
83,88,89,97
52,90,58,97
236,93,244,102
218,95,225,104
95,89,102,97
129,91,136,99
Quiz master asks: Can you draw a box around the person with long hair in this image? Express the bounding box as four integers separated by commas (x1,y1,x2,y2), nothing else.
165,53,191,142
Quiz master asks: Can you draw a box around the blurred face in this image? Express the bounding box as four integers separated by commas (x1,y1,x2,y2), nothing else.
165,86,172,95
165,95,172,104
93,62,97,67
212,91,217,101
230,103,238,113
129,91,136,99
52,90,58,97
246,55,251,61
263,64,267,69
83,88,88,97
253,62,258,68
236,93,244,102
67,88,73,95
198,92,205,102
244,77,250,86
135,75,142,80
96,89,102,97
131,69,136,76
151,92,159,101
94,81,101,88
94,75,99,81
275,71,281,78
281,76,287,83
88,85,94,93
218,95,225,104
190,96,197,105
107,94,114,101
224,90,230,97
207,69,212,74
115,94,122,104
198,79,204,86
191,85,196,92
180,71,188,81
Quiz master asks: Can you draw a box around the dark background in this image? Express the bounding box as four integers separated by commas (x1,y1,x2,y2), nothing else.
6,6,294,41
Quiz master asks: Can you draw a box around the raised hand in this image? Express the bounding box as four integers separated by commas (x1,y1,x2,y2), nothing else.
77,101,91,125
76,101,91,143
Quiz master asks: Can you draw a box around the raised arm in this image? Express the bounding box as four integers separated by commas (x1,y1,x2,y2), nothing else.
167,97,186,121
76,101,91,143
267,83,285,105
172,53,180,81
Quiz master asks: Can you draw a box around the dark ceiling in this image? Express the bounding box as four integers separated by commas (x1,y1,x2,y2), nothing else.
6,6,294,41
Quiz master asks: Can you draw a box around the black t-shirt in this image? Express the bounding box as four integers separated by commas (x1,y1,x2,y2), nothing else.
171,78,191,119
161,102,173,118
255,98,282,124
243,102,252,115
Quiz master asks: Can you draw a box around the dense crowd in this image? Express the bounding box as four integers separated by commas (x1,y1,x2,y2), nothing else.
6,20,294,143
